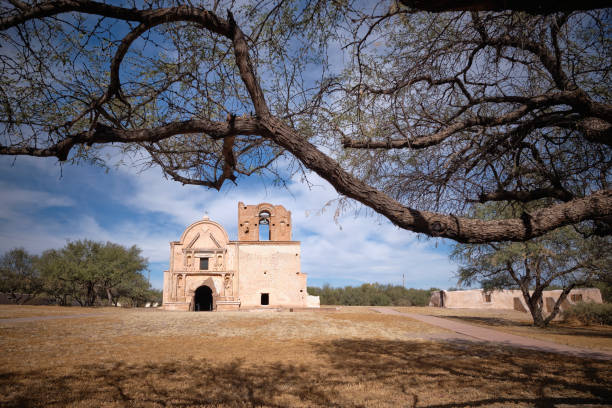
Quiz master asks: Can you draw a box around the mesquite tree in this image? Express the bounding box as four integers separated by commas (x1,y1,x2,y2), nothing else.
0,1,610,243
37,240,149,306
0,248,43,304
452,226,611,327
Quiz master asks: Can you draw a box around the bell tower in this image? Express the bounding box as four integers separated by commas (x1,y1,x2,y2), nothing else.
237,202,292,241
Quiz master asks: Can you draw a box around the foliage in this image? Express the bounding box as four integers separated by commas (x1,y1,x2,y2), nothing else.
562,302,612,326
307,284,437,306
593,281,612,304
0,1,610,243
0,248,44,304
1,240,158,307
452,211,612,327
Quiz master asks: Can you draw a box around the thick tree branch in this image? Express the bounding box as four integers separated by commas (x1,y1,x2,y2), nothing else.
400,0,611,14
471,187,574,203
1,3,610,245
0,1,233,36
0,117,261,161
262,116,612,243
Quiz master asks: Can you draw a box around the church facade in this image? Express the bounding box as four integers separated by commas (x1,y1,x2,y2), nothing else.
162,202,320,311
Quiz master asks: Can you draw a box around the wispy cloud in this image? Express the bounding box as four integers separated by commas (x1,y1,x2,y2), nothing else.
0,155,458,290
0,180,75,220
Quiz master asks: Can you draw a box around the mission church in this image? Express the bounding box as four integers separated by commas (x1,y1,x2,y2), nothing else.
163,202,320,311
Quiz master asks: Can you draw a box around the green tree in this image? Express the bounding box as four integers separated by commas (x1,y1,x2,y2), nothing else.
38,248,76,306
96,243,149,306
452,226,612,327
0,248,43,304
0,1,609,243
38,240,149,307
114,272,152,307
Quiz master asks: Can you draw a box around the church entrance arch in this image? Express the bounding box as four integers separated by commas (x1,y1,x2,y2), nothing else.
194,285,214,311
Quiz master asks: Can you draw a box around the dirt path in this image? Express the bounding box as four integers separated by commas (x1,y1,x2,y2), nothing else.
0,313,108,323
372,307,612,360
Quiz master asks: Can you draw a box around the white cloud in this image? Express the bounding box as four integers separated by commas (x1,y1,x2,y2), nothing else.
0,154,458,290
0,180,75,220
100,162,459,288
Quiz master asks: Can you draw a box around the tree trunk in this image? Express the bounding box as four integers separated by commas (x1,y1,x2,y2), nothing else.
544,284,575,325
523,291,548,327
86,283,97,307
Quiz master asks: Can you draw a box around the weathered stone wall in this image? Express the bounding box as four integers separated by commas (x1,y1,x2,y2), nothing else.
236,242,309,308
430,288,603,312
163,203,319,311
237,202,292,241
307,295,321,308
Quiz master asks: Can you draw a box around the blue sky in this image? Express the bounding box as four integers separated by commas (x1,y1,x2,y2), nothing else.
0,2,460,291
0,151,460,290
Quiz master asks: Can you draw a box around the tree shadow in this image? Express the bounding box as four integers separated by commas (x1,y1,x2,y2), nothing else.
444,315,612,338
443,315,533,327
0,358,335,408
0,339,610,407
316,339,612,407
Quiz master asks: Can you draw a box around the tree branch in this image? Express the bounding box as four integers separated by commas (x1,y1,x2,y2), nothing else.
471,187,574,203
0,117,261,161
262,116,612,243
400,0,611,14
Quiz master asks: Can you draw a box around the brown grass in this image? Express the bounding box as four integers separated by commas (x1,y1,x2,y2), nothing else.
1,305,610,407
0,304,117,319
396,306,612,351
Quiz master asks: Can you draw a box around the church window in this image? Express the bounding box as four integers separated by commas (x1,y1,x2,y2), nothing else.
200,257,209,270
484,293,492,303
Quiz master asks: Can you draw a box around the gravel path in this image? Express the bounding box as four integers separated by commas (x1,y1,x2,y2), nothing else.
372,307,612,360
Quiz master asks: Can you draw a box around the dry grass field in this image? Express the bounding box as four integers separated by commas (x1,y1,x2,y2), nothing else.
399,306,612,351
1,305,611,407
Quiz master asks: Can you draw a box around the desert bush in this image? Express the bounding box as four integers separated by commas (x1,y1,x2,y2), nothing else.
308,284,437,306
562,302,612,326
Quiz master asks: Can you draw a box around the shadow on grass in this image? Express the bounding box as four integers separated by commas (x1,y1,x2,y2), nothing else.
1,340,610,407
319,339,612,407
442,315,534,327
444,315,612,338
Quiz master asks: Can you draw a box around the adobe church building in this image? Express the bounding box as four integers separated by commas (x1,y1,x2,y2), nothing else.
429,288,603,313
162,202,320,311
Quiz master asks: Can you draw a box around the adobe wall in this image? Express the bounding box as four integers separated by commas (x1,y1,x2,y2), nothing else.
433,288,603,313
162,203,319,311
237,202,292,241
441,289,522,309
236,242,309,308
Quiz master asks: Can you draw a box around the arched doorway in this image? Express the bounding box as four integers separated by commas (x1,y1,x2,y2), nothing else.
194,285,213,311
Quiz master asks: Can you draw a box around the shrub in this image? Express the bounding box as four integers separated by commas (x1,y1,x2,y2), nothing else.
307,284,435,306
562,302,612,326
